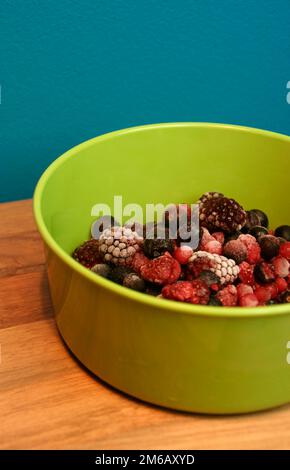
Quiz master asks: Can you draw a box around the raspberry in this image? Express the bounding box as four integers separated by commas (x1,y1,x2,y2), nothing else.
272,256,289,278
190,279,210,304
238,261,255,285
212,232,225,245
143,238,175,258
254,262,275,284
223,239,247,264
275,277,288,294
280,241,290,260
162,281,195,302
132,252,150,273
73,239,101,268
254,286,272,304
173,246,193,264
259,235,280,261
199,227,215,250
140,252,181,285
238,234,261,265
216,285,238,306
237,283,253,298
204,240,222,255
239,293,259,307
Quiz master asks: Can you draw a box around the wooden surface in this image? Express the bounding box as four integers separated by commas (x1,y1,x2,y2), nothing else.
0,199,290,450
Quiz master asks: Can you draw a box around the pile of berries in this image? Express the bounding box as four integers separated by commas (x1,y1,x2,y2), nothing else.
72,192,290,307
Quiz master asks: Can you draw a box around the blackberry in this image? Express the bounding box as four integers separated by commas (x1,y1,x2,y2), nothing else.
199,196,246,233
197,192,224,209
73,239,101,268
108,266,133,284
143,238,175,258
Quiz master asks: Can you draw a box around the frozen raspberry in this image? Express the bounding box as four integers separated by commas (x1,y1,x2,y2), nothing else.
223,239,247,264
199,196,246,233
73,239,101,268
132,252,150,273
254,262,275,284
275,277,288,294
259,235,280,261
190,279,210,304
239,293,259,307
238,261,255,285
272,256,289,278
143,238,175,258
237,283,253,298
140,252,181,285
254,286,272,304
173,245,193,264
212,232,225,245
238,234,261,265
216,285,238,306
162,281,195,302
204,240,222,255
279,241,290,260
199,227,215,250
188,251,239,285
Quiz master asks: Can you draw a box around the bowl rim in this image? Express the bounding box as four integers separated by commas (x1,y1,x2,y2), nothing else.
33,122,290,318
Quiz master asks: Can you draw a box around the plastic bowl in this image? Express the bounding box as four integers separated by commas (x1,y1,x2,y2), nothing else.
34,123,290,414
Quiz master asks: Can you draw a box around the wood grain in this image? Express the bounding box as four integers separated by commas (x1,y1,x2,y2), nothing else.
0,200,290,450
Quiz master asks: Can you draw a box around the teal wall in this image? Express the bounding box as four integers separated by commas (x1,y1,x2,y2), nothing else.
1,0,290,202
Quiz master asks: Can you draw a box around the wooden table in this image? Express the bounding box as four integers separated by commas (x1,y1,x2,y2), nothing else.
0,199,290,450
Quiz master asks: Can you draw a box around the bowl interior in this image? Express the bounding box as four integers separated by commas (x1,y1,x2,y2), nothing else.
37,123,290,256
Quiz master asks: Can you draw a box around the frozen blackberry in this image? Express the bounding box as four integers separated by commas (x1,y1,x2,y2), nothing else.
199,196,246,233
259,235,280,261
91,263,112,278
108,266,133,284
274,225,290,241
248,225,268,240
99,226,143,266
73,239,101,268
143,238,175,258
91,215,118,239
197,192,224,209
123,273,145,292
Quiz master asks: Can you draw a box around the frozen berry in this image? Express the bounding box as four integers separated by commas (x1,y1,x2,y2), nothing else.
190,280,211,304
132,252,150,273
275,277,288,294
248,225,268,240
91,215,118,239
251,209,269,228
199,227,215,250
145,283,162,296
242,210,261,233
108,266,133,284
238,261,255,285
204,240,223,254
224,231,241,243
73,239,101,268
237,283,254,298
197,191,224,209
216,285,238,306
140,252,181,285
254,262,275,284
123,273,145,292
198,270,220,290
259,235,280,261
272,256,289,278
199,196,246,233
223,239,247,264
208,295,222,306
279,241,290,260
280,290,290,303
274,225,290,241
238,234,261,265
239,293,259,307
99,226,143,266
254,286,272,304
211,232,225,245
143,238,174,258
173,245,193,264
188,251,239,285
91,263,112,278
162,281,195,302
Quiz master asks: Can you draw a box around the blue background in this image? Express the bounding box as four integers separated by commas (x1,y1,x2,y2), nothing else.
1,0,290,202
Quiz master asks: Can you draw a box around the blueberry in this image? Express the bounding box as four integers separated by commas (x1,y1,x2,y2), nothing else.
274,225,290,241
259,235,280,260
242,210,261,232
249,225,268,240
123,273,145,292
108,266,133,284
251,209,269,228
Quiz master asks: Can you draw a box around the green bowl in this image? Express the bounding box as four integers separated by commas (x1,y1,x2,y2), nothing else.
34,123,290,414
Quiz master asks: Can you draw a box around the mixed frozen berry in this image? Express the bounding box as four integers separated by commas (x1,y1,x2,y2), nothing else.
72,192,290,307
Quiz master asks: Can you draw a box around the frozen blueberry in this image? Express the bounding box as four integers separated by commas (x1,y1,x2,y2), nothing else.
274,225,290,241
249,225,268,240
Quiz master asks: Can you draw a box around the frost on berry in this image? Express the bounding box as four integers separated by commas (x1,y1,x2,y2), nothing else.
140,252,181,285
